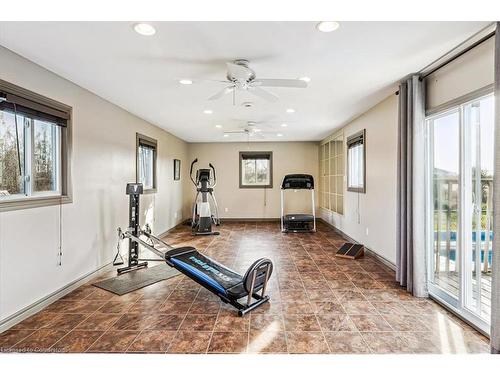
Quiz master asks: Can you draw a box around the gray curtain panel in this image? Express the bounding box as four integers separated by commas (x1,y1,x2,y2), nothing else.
491,22,500,355
396,75,428,297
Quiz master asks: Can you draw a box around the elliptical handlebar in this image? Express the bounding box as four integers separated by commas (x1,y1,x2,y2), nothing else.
209,163,217,187
190,158,198,186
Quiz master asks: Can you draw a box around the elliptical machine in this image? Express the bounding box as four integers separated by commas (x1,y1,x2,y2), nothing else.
189,158,220,235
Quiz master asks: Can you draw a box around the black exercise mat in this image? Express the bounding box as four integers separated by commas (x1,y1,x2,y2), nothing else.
93,263,180,295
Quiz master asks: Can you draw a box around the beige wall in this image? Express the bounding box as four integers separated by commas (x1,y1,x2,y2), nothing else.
320,94,399,264
188,142,319,219
0,46,191,322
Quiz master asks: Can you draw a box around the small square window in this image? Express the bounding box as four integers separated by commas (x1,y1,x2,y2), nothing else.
347,129,366,193
136,133,157,192
239,151,273,188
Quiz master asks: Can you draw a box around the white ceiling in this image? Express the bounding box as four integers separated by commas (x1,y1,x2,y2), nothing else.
0,21,488,142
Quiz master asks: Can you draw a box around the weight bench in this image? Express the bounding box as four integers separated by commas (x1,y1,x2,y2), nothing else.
165,247,273,316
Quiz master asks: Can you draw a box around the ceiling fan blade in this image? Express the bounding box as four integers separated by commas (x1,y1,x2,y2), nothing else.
248,86,279,103
226,62,254,80
208,86,234,100
252,79,307,88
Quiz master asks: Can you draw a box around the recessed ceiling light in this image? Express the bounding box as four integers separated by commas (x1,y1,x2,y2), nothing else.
203,109,213,114
277,133,283,137
286,108,295,113
215,124,222,128
223,134,229,137
316,21,340,33
253,128,261,132
281,123,288,127
179,79,193,85
299,77,311,83
133,23,156,36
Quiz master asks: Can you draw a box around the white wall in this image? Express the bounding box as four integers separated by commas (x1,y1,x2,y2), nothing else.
0,46,190,322
321,94,399,264
188,142,318,219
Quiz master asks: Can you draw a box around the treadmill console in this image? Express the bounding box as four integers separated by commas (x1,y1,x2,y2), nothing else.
281,174,314,190
126,183,144,195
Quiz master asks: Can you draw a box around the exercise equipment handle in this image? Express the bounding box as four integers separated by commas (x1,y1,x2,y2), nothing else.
190,158,198,186
209,163,217,187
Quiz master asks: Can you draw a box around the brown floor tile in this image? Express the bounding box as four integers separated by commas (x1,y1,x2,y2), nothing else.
127,330,176,352
180,314,217,331
61,285,96,300
249,301,282,315
85,288,115,301
111,313,158,331
382,314,430,331
168,331,212,353
250,314,284,331
284,314,321,332
362,332,412,354
371,301,411,315
13,330,68,352
286,331,329,354
282,301,314,314
42,313,88,331
128,299,164,314
316,314,357,331
87,330,139,352
152,314,185,330
160,300,192,314
324,332,370,353
208,332,248,353
350,315,393,332
248,330,287,353
167,289,199,302
312,301,345,314
98,300,134,314
189,301,220,314
214,315,250,332
0,330,35,351
342,301,377,315
51,330,104,353
76,312,122,330
306,289,336,301
11,311,56,330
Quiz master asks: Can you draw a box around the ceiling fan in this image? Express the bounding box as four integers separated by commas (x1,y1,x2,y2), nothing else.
223,121,280,139
208,59,307,104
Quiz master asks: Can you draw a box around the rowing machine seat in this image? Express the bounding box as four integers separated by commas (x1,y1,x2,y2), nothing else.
165,247,273,315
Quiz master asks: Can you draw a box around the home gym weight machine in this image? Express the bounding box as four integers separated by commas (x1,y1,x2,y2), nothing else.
189,158,220,235
113,183,174,274
113,182,274,316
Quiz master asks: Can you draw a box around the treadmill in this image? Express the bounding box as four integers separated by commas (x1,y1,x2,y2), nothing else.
280,174,316,233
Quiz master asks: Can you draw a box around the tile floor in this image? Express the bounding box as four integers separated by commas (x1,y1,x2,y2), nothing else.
0,221,490,354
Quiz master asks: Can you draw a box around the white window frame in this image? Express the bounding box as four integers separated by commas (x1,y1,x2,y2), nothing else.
425,89,494,336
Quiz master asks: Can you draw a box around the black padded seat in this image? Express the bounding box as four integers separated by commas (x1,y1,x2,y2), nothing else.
165,246,247,299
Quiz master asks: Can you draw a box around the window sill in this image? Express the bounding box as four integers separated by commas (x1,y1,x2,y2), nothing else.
0,195,72,212
143,188,157,194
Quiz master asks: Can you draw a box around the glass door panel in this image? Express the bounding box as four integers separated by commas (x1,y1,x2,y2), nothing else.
463,95,494,322
429,110,460,301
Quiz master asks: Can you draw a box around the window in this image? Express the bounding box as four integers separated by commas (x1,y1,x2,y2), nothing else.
136,133,157,192
239,151,272,188
347,129,366,193
0,80,71,211
319,131,344,215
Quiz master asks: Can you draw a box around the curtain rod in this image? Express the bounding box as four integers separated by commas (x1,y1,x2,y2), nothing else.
419,31,495,81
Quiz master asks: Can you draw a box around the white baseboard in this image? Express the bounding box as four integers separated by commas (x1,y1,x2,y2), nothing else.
0,263,111,333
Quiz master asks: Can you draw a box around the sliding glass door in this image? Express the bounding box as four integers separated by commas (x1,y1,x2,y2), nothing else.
426,93,493,333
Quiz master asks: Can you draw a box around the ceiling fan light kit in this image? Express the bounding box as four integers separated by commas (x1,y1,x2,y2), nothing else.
207,59,308,105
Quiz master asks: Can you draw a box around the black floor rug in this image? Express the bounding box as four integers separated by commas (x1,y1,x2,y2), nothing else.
93,263,180,295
